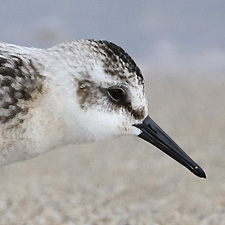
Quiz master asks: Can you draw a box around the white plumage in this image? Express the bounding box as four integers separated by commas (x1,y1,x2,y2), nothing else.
0,40,147,166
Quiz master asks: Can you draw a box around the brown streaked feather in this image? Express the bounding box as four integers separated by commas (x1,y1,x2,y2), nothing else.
0,54,44,125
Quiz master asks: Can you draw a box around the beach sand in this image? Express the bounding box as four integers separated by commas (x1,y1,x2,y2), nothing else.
0,73,224,225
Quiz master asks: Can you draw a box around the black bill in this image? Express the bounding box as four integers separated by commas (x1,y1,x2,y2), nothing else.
133,115,206,178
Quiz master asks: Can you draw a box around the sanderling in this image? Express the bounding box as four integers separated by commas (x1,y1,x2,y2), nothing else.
0,39,206,178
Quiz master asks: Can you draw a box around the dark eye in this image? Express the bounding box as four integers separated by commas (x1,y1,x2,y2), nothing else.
107,88,125,102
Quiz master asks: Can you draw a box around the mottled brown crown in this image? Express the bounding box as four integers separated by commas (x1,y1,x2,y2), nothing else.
89,40,144,85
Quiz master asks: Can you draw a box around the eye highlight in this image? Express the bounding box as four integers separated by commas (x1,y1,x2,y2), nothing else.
107,87,125,103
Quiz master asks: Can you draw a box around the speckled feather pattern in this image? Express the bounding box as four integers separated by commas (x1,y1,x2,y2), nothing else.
0,54,44,125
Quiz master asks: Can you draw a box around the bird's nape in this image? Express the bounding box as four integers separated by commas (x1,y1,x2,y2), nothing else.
133,115,206,178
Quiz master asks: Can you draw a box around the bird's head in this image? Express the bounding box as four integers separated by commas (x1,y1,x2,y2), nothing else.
57,40,206,178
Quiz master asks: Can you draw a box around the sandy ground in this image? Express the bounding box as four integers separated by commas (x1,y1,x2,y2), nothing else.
0,73,224,225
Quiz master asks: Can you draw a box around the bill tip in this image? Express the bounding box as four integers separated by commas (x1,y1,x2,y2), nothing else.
193,165,206,178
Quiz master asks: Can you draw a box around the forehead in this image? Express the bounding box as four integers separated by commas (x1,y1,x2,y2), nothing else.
89,40,144,86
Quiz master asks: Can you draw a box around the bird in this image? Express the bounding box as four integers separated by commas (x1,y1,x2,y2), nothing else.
0,39,206,178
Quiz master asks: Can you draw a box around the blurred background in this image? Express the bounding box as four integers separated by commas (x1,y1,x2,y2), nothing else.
0,1,225,225
0,0,225,75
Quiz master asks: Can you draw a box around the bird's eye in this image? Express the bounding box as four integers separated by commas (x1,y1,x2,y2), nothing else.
107,88,125,103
